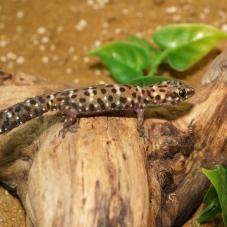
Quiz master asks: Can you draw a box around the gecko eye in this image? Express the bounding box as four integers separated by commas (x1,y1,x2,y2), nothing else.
178,88,187,98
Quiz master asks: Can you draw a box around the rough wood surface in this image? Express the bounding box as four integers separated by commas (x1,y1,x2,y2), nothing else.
0,51,226,227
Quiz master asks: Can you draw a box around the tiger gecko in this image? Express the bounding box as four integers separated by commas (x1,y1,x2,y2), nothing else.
0,80,195,136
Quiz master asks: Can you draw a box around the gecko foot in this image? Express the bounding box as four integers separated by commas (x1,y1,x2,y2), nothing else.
58,124,79,138
59,119,80,138
58,108,80,138
137,125,145,137
136,108,145,137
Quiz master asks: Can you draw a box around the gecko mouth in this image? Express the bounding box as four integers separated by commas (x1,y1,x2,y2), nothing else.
186,87,195,98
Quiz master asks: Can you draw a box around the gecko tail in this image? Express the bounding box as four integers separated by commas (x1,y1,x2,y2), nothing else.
0,95,51,134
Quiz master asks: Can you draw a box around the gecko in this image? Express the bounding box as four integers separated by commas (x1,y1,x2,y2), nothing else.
0,80,195,137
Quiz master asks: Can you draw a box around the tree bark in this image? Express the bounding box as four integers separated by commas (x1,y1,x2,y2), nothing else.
0,50,226,227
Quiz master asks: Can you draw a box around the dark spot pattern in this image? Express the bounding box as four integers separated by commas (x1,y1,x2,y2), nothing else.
111,103,116,108
119,97,127,104
97,98,106,110
125,85,132,89
79,98,86,103
111,88,117,93
24,106,30,111
89,104,95,111
38,97,46,103
147,91,154,99
72,103,78,109
30,99,36,105
101,89,106,94
80,106,86,112
131,100,135,107
120,87,125,92
15,106,21,112
3,120,9,128
108,96,113,102
34,109,39,116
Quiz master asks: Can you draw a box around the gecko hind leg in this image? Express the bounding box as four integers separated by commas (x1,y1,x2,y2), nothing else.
136,108,145,137
59,108,80,138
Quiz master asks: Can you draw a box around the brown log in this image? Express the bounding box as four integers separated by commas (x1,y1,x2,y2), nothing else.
0,50,226,227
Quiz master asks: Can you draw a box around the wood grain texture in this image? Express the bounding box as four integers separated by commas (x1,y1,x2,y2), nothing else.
0,50,226,227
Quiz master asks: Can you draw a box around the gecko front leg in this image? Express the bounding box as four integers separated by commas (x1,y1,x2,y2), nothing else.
136,108,145,137
59,108,80,138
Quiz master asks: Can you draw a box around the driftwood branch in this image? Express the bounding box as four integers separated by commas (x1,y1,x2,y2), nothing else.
0,50,226,227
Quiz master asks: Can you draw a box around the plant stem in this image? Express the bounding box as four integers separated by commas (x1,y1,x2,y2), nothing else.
148,50,168,76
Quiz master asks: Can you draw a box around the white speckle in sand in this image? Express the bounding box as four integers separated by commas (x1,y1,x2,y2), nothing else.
83,57,90,63
73,79,79,84
16,56,25,64
93,40,101,47
122,9,129,15
72,55,78,61
95,70,101,76
56,26,63,33
37,27,46,35
98,80,106,84
75,19,87,31
222,24,227,32
68,47,75,54
41,36,49,44
102,22,109,28
16,11,24,19
66,68,72,74
173,14,181,22
42,56,49,64
0,55,6,62
165,6,177,13
115,28,121,34
0,40,7,48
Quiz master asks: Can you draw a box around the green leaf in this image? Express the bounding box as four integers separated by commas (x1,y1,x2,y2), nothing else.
89,41,150,84
152,24,227,71
129,75,170,86
127,35,163,74
202,166,227,226
127,35,158,57
197,186,221,223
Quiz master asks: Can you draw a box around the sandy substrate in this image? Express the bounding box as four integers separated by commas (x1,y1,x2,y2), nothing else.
0,0,227,226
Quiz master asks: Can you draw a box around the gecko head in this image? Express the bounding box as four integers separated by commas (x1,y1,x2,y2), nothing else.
147,80,195,105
